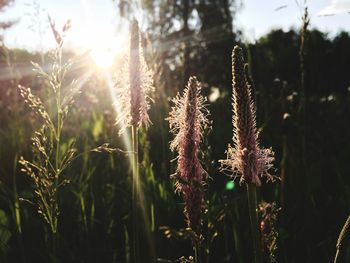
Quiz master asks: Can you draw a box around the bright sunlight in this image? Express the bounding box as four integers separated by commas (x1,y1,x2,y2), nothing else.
91,46,115,68
69,24,128,69
88,33,127,68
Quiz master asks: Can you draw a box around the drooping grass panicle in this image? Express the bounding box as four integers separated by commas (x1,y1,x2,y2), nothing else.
18,17,77,235
168,76,209,234
220,45,275,187
18,125,59,230
115,19,154,134
18,85,54,129
48,15,71,47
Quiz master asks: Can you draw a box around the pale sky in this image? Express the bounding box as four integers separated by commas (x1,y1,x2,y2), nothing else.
1,0,350,51
2,0,127,51
236,0,350,42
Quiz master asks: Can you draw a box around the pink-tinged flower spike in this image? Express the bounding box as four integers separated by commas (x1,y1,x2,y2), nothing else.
168,76,210,234
220,46,275,187
115,19,154,134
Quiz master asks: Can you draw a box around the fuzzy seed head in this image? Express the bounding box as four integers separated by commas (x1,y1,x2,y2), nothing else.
168,76,209,234
220,46,275,186
115,19,154,134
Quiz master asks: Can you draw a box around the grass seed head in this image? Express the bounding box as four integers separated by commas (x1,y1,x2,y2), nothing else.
168,76,209,235
115,19,154,134
220,45,275,186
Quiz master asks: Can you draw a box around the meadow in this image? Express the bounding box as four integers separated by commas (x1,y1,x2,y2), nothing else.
1,1,350,263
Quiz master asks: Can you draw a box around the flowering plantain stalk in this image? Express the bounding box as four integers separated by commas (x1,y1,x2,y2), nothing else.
168,76,210,262
220,46,275,263
115,19,154,263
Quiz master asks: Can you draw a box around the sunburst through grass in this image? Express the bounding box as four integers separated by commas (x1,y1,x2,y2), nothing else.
113,19,155,263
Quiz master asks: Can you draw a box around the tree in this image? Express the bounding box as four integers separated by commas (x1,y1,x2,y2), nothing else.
0,0,15,44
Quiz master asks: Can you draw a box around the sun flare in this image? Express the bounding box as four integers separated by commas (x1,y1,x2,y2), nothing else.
70,25,128,69
91,47,115,68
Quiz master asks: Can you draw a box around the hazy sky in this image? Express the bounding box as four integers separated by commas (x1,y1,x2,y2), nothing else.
2,0,350,50
237,0,350,42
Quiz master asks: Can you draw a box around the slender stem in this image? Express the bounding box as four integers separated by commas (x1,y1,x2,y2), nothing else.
334,249,339,263
299,6,308,112
52,48,62,263
194,246,198,263
246,183,262,263
206,220,210,263
131,125,139,263
13,156,25,263
194,241,201,263
334,215,350,263
52,231,57,263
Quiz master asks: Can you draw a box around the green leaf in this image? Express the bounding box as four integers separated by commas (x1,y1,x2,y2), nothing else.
0,210,11,251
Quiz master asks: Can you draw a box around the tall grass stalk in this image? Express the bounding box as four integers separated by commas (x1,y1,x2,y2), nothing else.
168,76,210,262
12,155,25,263
18,17,80,262
220,46,275,263
194,241,202,263
247,183,262,263
13,155,22,235
131,124,140,262
297,1,309,110
115,19,154,262
334,215,350,263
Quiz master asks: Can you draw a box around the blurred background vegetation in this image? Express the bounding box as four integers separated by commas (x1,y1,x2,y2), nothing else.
1,0,350,262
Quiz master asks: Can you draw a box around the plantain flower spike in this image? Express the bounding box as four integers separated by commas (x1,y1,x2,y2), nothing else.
168,76,209,234
115,19,154,134
220,46,275,186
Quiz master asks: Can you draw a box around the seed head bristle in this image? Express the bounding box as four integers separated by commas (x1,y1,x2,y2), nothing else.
220,45,275,186
168,76,209,234
115,19,154,134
